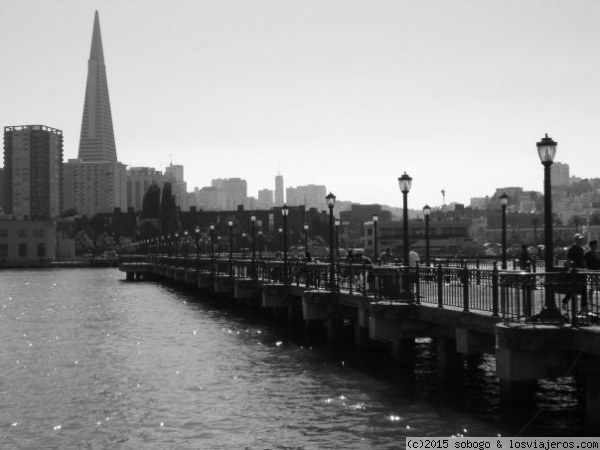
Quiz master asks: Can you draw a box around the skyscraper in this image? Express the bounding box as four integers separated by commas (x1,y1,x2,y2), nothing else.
3,125,63,220
63,11,127,216
78,10,117,163
275,173,284,205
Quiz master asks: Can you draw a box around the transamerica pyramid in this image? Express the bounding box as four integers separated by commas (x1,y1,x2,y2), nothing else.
78,11,117,162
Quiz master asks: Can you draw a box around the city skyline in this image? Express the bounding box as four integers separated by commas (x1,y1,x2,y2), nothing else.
2,1,600,210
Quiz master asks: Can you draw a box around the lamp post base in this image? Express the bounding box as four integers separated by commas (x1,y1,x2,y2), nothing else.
529,306,564,323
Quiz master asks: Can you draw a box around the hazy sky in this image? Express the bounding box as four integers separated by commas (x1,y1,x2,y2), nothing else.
2,0,600,210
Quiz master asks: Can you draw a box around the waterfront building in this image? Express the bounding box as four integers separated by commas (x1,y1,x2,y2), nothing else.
0,167,4,212
3,125,63,220
275,173,284,205
63,11,128,217
364,217,472,259
0,219,56,266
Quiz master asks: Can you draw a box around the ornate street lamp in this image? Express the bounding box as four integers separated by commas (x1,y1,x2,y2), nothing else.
167,233,172,256
228,220,234,277
372,213,379,262
423,204,431,266
536,133,560,320
500,193,509,270
326,192,336,291
282,204,289,284
194,226,200,265
174,231,179,257
241,233,247,259
398,172,413,300
258,231,264,259
335,217,340,258
251,214,257,280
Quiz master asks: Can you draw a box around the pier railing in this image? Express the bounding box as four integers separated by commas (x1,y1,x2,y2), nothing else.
118,254,599,327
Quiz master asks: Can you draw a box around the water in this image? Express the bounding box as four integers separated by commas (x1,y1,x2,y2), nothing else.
0,269,584,449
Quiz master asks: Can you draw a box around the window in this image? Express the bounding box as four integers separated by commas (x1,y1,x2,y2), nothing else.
367,229,373,236
0,244,7,257
37,243,46,257
33,229,46,238
19,243,27,257
0,229,7,238
18,229,27,238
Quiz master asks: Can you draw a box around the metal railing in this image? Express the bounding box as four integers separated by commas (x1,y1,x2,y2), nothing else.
118,254,600,327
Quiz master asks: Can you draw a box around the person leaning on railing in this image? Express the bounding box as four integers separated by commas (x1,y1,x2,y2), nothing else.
562,233,587,313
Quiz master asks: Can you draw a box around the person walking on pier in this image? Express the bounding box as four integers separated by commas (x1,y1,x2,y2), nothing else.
562,233,587,312
518,244,533,271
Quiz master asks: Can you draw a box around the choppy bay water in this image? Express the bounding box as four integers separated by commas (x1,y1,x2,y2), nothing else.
0,269,584,449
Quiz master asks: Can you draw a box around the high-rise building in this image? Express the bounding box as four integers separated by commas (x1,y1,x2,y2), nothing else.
551,162,570,187
78,11,117,163
3,125,63,220
63,11,127,216
275,173,284,205
258,189,274,209
165,163,188,211
212,178,247,210
285,184,327,210
127,167,164,212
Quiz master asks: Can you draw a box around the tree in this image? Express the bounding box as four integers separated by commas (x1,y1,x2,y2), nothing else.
160,182,179,235
141,183,161,219
74,230,94,255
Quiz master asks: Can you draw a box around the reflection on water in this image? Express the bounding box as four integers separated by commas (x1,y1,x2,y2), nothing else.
0,269,586,449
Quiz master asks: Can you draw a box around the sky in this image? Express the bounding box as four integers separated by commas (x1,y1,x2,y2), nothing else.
2,0,600,210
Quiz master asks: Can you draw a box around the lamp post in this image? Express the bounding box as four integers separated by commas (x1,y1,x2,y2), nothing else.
423,204,431,266
251,215,256,280
167,234,172,256
304,224,309,255
194,226,200,266
174,231,179,257
184,229,189,262
241,233,247,259
258,231,263,259
537,133,560,319
372,213,379,262
335,217,340,259
282,204,289,285
326,192,336,291
210,225,215,261
278,228,283,253
500,192,509,270
399,172,413,300
228,220,234,277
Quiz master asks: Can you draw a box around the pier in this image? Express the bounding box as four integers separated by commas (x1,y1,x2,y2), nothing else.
119,252,600,430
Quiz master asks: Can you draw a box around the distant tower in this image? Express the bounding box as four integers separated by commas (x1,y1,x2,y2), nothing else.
3,125,63,219
78,10,117,162
275,172,284,205
63,11,127,217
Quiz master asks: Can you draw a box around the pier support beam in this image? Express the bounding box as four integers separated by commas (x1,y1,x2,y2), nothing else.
392,338,416,367
436,338,463,381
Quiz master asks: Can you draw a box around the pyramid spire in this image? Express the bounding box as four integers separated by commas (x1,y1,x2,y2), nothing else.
89,11,105,65
78,10,117,163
